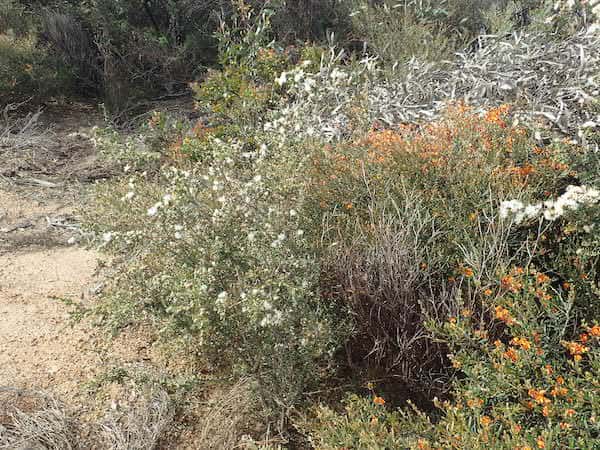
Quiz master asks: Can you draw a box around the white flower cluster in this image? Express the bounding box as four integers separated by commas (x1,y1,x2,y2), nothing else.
266,50,376,143
500,185,600,223
267,29,599,145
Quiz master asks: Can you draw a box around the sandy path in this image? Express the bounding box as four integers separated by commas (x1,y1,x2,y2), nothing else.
0,244,102,403
0,104,109,407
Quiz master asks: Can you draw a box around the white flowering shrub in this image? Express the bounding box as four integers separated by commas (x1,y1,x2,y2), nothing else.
500,185,600,223
267,27,600,146
85,135,345,413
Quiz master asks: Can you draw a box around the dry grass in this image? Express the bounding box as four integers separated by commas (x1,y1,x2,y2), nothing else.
0,103,52,154
0,387,81,450
0,386,173,450
98,389,173,450
192,379,261,450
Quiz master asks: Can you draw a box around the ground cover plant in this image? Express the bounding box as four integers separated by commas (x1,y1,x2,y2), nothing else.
3,0,599,448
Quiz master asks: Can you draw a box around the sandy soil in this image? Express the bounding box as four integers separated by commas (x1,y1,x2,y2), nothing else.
0,103,110,408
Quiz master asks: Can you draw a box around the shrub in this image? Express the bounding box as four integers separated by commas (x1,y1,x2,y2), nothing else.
0,33,75,101
0,0,30,36
309,269,600,449
308,106,576,384
346,0,463,64
84,134,346,417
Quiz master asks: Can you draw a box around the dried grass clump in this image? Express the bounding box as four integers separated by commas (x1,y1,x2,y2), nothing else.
98,389,173,450
372,28,600,140
0,103,51,154
0,387,81,450
0,386,174,450
193,379,261,450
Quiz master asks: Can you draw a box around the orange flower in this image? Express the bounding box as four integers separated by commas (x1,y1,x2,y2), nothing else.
501,275,522,293
504,347,519,362
495,305,516,325
373,396,385,406
536,273,551,284
590,325,600,337
562,282,571,290
560,422,572,430
563,341,589,360
483,288,493,296
417,439,430,450
462,267,474,277
480,415,492,427
536,436,545,449
542,405,551,417
580,333,589,344
565,408,576,418
467,398,483,408
551,386,568,397
511,337,531,350
544,364,553,375
528,388,550,405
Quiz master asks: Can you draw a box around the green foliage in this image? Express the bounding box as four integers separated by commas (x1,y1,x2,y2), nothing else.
347,0,464,64
84,134,348,416
0,34,75,101
309,273,600,449
0,0,30,36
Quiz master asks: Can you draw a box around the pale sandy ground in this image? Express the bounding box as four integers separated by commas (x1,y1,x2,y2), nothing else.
0,103,216,449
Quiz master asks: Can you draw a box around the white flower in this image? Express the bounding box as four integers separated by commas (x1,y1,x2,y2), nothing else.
499,200,524,219
275,72,288,86
162,194,173,205
174,232,183,239
102,232,113,243
147,203,161,217
216,291,228,307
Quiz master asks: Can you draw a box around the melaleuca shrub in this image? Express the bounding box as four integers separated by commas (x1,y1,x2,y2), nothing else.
85,136,346,414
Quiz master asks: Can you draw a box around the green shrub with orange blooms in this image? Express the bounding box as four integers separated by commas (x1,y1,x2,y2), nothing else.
309,269,600,449
309,104,583,390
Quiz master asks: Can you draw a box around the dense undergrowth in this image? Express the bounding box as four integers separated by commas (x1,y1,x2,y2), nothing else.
3,0,600,448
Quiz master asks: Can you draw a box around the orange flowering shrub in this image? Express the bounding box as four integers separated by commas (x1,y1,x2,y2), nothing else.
310,270,600,449
309,105,580,387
